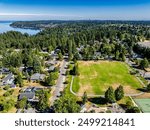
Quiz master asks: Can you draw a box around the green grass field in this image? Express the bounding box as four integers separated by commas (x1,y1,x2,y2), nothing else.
134,99,150,113
72,61,143,95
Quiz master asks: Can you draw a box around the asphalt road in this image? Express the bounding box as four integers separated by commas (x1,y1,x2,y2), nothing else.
50,60,68,105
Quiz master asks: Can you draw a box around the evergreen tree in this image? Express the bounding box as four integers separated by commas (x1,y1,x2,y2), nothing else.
115,85,124,101
140,58,149,69
58,52,63,61
105,86,116,103
53,95,81,113
82,92,88,104
72,63,79,76
37,90,49,112
15,73,23,87
16,97,27,109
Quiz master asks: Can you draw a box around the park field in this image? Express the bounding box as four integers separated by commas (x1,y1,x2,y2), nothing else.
72,61,143,95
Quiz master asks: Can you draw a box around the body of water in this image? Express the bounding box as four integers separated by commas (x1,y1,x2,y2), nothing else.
0,21,40,35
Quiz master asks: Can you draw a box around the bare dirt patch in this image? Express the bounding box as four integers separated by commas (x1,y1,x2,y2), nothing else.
78,84,94,95
24,80,46,88
112,84,139,94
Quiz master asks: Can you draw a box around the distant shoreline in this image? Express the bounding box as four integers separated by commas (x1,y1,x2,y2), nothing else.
9,20,150,30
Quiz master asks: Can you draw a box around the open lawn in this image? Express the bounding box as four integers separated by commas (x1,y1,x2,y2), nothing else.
72,61,143,95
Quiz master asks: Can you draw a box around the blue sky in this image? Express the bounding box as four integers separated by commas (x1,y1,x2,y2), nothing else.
0,0,150,20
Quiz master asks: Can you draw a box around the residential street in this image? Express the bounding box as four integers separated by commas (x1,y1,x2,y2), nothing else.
50,60,68,105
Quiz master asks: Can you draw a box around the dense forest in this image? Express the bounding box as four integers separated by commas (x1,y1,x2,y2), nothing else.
0,21,150,70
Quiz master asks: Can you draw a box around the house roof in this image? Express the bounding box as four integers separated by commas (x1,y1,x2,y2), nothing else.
145,72,150,78
2,73,14,83
19,93,35,100
0,68,10,74
30,73,45,80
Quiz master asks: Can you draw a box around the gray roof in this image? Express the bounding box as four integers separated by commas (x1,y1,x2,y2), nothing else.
145,72,150,78
30,73,45,81
49,66,55,71
2,73,14,83
19,93,35,100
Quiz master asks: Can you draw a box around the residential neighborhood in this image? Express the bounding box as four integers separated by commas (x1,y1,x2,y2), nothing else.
0,20,150,113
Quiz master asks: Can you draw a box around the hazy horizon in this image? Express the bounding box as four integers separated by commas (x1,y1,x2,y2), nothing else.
0,0,150,20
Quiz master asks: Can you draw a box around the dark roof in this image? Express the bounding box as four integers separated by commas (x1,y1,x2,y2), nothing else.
19,93,35,100
0,68,10,74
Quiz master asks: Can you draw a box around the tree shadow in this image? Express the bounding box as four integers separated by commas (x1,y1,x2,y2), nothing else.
88,97,107,105
76,101,83,106
119,104,128,110
137,88,147,92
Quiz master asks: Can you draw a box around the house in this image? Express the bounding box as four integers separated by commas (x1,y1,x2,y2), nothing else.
19,92,36,102
19,87,43,102
0,68,10,74
2,73,14,85
30,73,45,82
144,72,150,83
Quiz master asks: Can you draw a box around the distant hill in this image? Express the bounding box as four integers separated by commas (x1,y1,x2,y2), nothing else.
10,20,150,30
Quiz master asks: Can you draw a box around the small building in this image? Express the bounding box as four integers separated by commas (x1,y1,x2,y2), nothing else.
30,73,45,82
2,73,14,85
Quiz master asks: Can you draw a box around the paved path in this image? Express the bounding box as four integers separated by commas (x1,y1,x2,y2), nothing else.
50,60,68,105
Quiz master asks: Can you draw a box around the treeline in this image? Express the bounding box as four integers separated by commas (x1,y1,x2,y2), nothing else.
0,21,150,62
